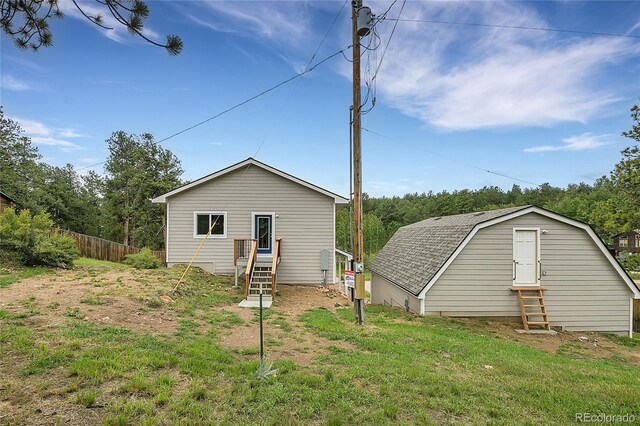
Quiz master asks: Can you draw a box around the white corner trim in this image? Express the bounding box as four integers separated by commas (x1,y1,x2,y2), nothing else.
193,211,227,239
332,204,337,284
418,206,640,299
166,202,170,263
512,227,541,286
151,158,348,204
420,297,425,316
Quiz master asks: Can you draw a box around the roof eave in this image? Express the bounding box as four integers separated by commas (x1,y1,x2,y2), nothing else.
152,158,348,204
416,205,640,299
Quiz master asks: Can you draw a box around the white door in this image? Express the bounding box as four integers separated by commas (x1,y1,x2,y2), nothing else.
514,230,538,285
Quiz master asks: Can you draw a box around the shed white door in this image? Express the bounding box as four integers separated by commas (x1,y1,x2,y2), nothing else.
514,229,538,285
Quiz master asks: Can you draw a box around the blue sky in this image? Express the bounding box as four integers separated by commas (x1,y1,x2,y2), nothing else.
1,0,639,197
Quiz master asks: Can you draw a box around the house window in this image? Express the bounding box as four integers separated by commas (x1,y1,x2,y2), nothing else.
194,212,226,238
619,237,628,248
635,235,640,248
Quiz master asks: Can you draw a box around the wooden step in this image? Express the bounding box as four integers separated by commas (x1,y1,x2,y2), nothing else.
511,287,551,331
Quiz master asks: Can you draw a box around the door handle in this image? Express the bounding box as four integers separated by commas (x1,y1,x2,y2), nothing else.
538,260,542,281
512,260,516,280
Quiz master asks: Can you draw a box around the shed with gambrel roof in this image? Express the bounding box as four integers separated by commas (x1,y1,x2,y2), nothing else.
370,206,639,336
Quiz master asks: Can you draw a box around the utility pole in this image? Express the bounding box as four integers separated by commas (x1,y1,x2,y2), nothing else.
352,0,371,325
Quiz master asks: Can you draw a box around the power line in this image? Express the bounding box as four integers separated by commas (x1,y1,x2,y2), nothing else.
250,0,349,159
360,0,406,115
74,46,351,173
157,48,348,145
372,0,406,83
362,127,542,187
384,17,640,39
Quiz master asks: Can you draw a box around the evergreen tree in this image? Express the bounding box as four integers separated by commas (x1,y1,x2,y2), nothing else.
103,131,182,249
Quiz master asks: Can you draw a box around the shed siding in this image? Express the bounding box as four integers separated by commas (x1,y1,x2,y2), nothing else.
167,165,335,284
371,272,421,313
424,212,632,333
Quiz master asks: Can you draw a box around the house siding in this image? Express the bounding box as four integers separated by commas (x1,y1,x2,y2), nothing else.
424,212,632,333
371,272,421,313
166,165,335,284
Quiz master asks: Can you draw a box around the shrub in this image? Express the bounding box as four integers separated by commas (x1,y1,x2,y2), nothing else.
619,253,640,272
0,208,79,268
123,248,162,269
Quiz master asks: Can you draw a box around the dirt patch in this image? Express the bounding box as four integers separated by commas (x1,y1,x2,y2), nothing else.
0,269,180,334
217,285,355,365
455,318,640,366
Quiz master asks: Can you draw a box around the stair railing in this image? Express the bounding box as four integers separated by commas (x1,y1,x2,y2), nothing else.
271,239,282,300
245,239,257,297
234,238,252,266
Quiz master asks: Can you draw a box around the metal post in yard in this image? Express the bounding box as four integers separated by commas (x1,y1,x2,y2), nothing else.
259,291,264,360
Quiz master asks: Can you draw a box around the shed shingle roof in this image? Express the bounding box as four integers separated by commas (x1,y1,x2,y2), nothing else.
369,206,530,296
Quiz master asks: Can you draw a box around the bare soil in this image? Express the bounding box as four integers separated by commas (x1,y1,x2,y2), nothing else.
217,285,355,365
0,269,180,334
451,317,640,366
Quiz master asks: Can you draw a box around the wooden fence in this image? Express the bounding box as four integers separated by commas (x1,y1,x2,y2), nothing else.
54,229,165,264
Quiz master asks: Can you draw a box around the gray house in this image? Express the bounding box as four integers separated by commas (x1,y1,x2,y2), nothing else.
152,158,348,301
370,206,640,336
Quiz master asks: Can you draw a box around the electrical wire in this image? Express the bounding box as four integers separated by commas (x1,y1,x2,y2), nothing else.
74,46,351,173
372,0,406,84
250,0,349,159
384,17,640,39
362,127,543,187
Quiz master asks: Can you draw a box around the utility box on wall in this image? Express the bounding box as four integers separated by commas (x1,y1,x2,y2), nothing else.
320,249,329,271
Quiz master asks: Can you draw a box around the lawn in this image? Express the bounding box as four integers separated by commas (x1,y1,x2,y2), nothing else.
0,259,638,425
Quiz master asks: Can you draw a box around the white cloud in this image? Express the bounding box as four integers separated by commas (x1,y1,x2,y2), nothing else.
3,56,45,72
1,75,32,91
31,136,83,151
357,1,638,130
58,128,85,138
78,158,99,163
524,133,612,153
9,116,85,151
9,116,51,135
184,1,313,47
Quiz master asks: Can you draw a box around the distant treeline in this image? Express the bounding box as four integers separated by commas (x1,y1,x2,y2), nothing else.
2,105,638,257
337,105,640,257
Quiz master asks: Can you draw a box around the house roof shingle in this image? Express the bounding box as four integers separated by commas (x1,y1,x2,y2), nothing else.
369,205,530,296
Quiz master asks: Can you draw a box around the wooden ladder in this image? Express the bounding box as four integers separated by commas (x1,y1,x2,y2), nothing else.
510,287,550,331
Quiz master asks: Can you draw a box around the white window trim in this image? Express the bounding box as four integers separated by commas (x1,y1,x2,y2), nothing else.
193,211,227,239
512,227,541,287
251,212,276,258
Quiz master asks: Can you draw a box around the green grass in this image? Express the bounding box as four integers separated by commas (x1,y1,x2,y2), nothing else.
0,266,50,288
76,389,99,407
629,271,640,280
2,264,639,425
80,297,106,306
74,257,125,268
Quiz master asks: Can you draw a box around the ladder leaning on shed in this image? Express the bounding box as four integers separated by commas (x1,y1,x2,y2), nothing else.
510,287,551,331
